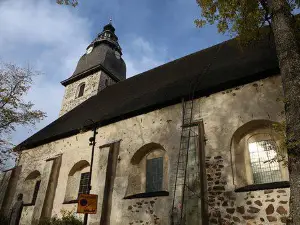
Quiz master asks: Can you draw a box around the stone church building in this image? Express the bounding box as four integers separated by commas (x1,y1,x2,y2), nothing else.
0,22,290,225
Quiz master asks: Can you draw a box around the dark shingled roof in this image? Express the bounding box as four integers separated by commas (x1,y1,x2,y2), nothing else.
17,36,279,150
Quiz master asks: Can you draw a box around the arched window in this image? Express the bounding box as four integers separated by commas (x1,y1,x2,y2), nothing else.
231,120,288,188
76,83,85,98
23,170,41,205
125,143,168,198
64,160,90,203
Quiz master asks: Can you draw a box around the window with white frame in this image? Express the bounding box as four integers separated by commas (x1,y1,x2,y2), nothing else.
78,172,90,195
248,140,282,184
64,160,90,202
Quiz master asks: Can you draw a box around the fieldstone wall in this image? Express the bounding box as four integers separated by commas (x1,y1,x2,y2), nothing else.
206,155,289,225
59,71,102,116
125,197,164,225
59,71,117,116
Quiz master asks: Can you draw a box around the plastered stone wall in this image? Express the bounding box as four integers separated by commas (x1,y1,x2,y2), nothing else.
10,75,288,225
0,170,13,209
14,157,46,224
193,75,288,224
64,163,90,202
0,166,21,216
16,131,96,224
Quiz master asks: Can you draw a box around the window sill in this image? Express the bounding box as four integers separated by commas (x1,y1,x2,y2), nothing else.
235,181,290,192
124,191,169,199
63,200,78,204
23,203,35,207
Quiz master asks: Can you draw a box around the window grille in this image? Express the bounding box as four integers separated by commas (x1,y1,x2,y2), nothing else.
32,180,41,204
248,140,281,184
146,157,163,192
77,83,85,98
78,172,90,195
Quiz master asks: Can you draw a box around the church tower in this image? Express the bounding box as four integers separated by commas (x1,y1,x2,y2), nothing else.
59,21,126,116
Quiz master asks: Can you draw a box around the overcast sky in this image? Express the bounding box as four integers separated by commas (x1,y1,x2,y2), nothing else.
0,0,229,149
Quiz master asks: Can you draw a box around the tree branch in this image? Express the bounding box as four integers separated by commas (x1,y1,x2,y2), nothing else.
0,80,23,109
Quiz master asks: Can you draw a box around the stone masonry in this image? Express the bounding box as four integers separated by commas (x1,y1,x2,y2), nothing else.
59,71,116,116
206,156,289,224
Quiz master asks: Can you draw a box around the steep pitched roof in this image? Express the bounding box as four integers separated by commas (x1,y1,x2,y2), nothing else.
17,36,279,150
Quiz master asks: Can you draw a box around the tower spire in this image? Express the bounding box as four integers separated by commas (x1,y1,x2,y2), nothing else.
86,21,122,55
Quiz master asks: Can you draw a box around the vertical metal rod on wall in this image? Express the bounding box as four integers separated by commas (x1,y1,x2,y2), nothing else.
83,124,97,225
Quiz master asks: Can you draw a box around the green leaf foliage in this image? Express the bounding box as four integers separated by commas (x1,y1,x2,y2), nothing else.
195,0,300,43
38,209,83,225
0,62,46,169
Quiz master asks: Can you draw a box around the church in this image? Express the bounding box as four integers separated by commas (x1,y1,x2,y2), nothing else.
0,22,290,225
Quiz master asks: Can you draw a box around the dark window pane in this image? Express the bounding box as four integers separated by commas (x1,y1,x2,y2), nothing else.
32,180,41,204
78,83,85,97
78,172,90,196
146,157,163,192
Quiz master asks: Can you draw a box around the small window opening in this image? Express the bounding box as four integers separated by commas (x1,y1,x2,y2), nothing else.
77,83,85,98
146,157,163,192
249,140,282,184
105,79,108,87
78,172,90,195
32,180,41,204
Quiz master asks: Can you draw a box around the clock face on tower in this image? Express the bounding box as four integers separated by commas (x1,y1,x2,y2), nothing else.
115,51,121,59
86,46,93,54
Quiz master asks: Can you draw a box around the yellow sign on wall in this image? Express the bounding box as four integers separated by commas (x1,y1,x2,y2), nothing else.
77,194,98,214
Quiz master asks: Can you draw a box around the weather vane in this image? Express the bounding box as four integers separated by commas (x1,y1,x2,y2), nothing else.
109,18,112,24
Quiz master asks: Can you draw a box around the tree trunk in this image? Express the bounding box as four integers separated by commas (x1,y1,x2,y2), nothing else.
268,0,300,224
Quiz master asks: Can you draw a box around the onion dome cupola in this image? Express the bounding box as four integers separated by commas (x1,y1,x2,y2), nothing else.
62,20,126,86
88,19,122,55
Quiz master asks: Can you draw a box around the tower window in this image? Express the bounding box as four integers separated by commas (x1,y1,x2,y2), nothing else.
249,140,282,184
105,79,108,87
77,83,85,98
